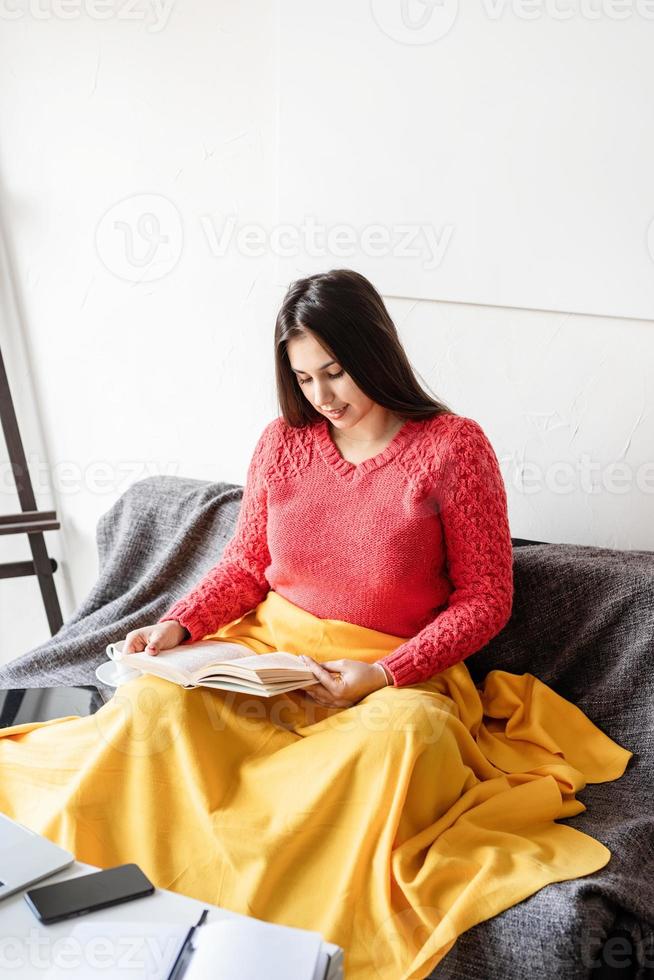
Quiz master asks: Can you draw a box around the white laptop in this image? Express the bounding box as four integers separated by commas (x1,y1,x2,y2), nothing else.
0,813,74,900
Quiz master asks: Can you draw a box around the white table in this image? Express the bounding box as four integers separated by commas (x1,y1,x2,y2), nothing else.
0,859,244,978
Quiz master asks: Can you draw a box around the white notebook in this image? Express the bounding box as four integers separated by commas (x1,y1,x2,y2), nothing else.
41,915,343,980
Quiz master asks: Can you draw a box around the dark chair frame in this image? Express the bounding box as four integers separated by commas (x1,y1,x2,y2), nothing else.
0,347,63,635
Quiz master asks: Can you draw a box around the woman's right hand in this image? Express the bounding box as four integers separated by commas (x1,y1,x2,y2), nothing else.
122,620,188,657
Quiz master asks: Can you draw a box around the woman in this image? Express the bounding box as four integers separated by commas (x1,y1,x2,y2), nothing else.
0,269,632,980
127,267,513,701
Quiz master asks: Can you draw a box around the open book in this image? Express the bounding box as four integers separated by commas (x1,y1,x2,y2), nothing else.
42,912,343,980
180,914,343,980
105,639,320,697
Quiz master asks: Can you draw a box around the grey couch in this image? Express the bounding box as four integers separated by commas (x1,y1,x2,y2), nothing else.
0,476,652,979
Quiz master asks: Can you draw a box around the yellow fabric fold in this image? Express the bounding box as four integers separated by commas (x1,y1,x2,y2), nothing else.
0,589,633,980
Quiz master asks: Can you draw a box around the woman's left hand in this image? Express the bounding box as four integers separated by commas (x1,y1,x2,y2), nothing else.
298,656,389,707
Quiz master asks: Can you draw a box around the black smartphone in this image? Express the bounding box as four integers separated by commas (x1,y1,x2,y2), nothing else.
24,863,155,924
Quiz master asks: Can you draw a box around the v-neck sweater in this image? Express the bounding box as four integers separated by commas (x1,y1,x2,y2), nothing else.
158,412,514,687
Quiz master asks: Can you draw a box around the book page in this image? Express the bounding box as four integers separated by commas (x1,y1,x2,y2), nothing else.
107,641,308,684
108,640,252,682
200,677,318,696
216,651,304,670
195,651,309,682
41,919,191,979
185,918,323,980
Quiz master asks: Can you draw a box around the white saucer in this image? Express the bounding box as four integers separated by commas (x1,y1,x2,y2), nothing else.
95,659,142,688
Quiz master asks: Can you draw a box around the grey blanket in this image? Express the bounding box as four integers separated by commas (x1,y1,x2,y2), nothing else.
1,475,652,979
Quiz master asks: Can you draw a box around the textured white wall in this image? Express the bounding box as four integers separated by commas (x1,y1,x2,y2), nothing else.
0,1,652,665
277,0,654,320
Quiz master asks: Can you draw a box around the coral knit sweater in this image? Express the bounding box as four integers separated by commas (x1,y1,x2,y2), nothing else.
158,412,514,687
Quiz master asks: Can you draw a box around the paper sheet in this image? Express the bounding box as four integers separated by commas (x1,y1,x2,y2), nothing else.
41,919,188,979
185,918,323,979
40,916,325,980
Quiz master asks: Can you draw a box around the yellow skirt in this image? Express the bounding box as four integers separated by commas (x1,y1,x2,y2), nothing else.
0,590,633,980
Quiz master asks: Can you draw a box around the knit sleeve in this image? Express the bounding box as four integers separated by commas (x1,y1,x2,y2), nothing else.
378,417,514,687
157,422,274,643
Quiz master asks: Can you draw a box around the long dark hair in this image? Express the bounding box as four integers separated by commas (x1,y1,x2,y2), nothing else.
274,269,455,427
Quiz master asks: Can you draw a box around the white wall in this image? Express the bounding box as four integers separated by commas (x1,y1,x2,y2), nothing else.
277,0,654,320
1,0,652,664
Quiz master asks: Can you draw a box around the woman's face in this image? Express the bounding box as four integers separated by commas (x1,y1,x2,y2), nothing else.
286,332,375,428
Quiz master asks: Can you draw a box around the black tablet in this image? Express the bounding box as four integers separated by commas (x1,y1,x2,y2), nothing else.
0,685,104,730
